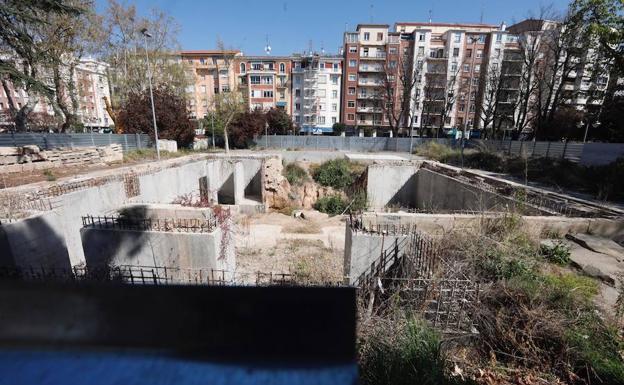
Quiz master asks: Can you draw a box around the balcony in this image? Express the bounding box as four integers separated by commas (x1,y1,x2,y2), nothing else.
358,79,384,87
358,64,384,72
357,120,384,126
345,32,359,44
357,93,382,99
360,52,387,60
357,106,383,113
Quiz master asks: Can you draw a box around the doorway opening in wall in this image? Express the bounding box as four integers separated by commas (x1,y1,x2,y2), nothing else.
218,174,236,205
244,169,263,203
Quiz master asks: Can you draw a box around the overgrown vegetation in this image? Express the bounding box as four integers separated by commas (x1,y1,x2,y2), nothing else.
42,169,56,181
282,162,308,186
309,159,368,215
358,212,624,384
416,143,624,201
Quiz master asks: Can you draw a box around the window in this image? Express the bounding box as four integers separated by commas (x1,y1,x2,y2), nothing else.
214,87,219,94
348,100,355,108
469,104,475,112
389,47,397,54
492,63,499,70
295,116,301,123
459,104,465,112
239,63,246,73
377,32,383,41
453,48,459,57
332,117,337,124
294,75,301,85
279,90,285,99
478,35,486,43
332,103,337,112
466,49,472,58
389,60,397,68
347,113,355,121
332,90,338,98
250,76,260,84
348,87,356,95
418,33,425,41
475,64,481,72
363,32,370,41
476,50,483,58
279,63,285,73
318,104,324,111
318,74,327,84
349,46,357,53
349,74,356,81
470,91,476,100
349,59,357,67
317,89,326,97
495,49,501,58
472,78,479,86
451,63,458,72
362,47,369,56
295,89,301,97
454,33,461,43
418,47,424,56
463,64,470,72
262,90,273,98
295,103,301,111
496,33,502,42
252,62,262,70
261,76,273,84
318,116,326,124
333,63,339,70
331,75,339,85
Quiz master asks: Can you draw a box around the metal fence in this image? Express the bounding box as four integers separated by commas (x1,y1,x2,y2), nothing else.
0,133,151,151
82,215,218,233
254,135,624,165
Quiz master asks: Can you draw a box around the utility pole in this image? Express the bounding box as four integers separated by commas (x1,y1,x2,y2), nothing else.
140,28,160,160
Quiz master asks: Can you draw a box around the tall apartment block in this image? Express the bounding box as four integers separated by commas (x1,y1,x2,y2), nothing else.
233,56,292,113
291,54,342,133
0,57,112,131
341,24,401,132
180,50,242,119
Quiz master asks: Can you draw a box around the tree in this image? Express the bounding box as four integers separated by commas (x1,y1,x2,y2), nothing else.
100,0,190,127
571,0,624,76
39,0,104,132
332,122,346,136
117,85,195,148
265,108,292,134
0,0,82,131
229,109,266,149
213,91,245,153
378,47,420,136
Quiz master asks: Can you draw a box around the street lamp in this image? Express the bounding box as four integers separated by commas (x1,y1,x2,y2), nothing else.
141,28,160,160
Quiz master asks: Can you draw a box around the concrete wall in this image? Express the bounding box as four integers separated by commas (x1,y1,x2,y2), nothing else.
0,156,263,270
344,225,410,284
367,164,420,210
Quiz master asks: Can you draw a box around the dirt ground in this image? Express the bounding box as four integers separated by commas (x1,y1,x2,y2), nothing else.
235,210,346,282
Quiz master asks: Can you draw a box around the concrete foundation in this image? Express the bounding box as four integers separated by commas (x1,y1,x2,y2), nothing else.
0,155,265,270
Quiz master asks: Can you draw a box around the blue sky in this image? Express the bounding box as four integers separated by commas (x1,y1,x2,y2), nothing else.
96,0,572,55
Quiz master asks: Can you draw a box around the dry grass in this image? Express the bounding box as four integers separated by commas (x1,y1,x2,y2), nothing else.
283,221,321,234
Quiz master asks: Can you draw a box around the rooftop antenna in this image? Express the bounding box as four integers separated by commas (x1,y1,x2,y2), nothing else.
428,9,432,24
480,1,485,24
320,41,325,56
308,39,313,55
264,35,271,55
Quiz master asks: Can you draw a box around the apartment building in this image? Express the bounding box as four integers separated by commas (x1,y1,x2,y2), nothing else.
291,54,342,133
394,22,502,132
180,50,242,119
234,56,292,113
341,24,401,132
0,57,112,131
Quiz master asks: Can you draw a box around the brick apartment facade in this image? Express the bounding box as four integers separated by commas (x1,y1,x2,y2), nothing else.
233,56,292,114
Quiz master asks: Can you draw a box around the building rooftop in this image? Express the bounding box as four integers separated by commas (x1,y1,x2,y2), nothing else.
179,50,241,56
356,24,390,30
395,21,499,29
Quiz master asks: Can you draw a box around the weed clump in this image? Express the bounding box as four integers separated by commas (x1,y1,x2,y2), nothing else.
312,159,363,190
540,241,571,265
314,194,348,215
414,141,458,161
282,162,308,186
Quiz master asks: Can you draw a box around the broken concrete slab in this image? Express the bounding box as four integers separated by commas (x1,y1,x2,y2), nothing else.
542,239,623,286
566,233,624,263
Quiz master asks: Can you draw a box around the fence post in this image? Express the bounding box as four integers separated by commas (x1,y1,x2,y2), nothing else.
123,134,128,151
562,140,568,160
519,140,523,157
532,140,537,157
136,133,141,149
43,134,49,150
545,141,551,158
108,133,112,145
90,131,95,147
11,131,16,147
508,139,512,155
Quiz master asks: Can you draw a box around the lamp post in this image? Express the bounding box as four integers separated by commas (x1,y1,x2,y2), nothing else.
140,28,160,160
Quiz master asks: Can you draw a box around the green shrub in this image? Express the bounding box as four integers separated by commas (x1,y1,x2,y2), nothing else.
477,252,537,281
283,162,308,186
42,169,56,181
314,194,348,215
540,242,571,265
359,317,457,385
414,142,457,161
312,159,356,190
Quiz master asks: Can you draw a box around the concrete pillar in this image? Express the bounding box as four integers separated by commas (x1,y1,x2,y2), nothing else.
233,161,245,204
358,129,364,137
372,130,377,138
